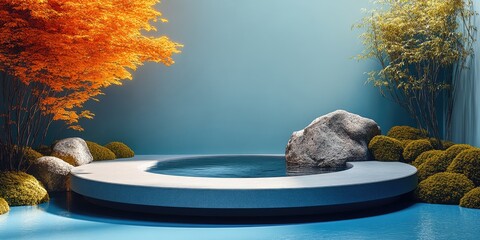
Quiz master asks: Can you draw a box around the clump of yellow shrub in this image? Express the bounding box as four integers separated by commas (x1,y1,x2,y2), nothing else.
416,172,474,204
0,197,9,215
104,142,134,158
368,135,404,161
403,139,434,162
387,126,428,141
0,171,49,206
460,187,480,209
86,141,116,161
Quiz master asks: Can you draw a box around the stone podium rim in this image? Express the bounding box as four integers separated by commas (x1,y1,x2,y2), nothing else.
70,155,418,216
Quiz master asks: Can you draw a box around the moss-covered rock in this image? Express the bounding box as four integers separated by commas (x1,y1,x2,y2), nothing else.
447,148,480,186
417,153,450,181
0,197,9,215
416,172,475,204
86,141,116,161
460,187,480,209
387,126,428,141
104,142,134,158
368,135,404,161
411,150,443,167
0,171,49,206
403,139,434,162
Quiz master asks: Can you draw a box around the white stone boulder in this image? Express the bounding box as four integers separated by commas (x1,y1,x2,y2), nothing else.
285,110,381,168
29,156,74,192
52,137,93,166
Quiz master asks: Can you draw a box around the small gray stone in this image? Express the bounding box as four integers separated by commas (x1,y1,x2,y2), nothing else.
29,156,74,192
285,110,381,168
52,137,93,166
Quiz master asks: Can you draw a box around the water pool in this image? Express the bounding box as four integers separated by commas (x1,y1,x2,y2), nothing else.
147,155,348,178
1,192,479,240
70,155,417,216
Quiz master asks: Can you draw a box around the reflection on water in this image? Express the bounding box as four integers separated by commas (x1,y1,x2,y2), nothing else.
147,156,349,178
1,192,479,240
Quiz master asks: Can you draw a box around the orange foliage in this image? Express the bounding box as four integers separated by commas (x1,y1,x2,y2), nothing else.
0,0,181,130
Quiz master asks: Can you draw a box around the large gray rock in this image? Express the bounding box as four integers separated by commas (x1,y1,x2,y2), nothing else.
285,110,381,168
52,137,93,166
29,156,74,192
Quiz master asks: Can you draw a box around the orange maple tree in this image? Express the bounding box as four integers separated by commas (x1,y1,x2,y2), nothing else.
0,0,181,170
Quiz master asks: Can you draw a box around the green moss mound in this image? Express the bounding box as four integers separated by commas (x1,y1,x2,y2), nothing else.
416,172,474,204
0,171,49,206
51,153,78,166
22,147,42,163
445,144,474,160
417,153,451,181
411,150,443,167
460,187,480,209
400,140,413,148
403,139,434,163
35,145,53,156
0,197,9,215
447,148,480,186
86,141,116,161
441,141,455,150
428,138,443,150
387,126,428,141
105,142,134,158
368,135,404,161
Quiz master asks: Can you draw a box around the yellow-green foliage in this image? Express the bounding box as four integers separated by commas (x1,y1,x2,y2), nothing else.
417,153,451,181
105,142,134,158
416,145,474,181
445,144,474,160
368,135,404,161
447,148,480,186
460,187,480,209
35,145,53,156
411,150,443,167
52,153,78,166
386,126,428,141
0,197,9,215
400,140,413,148
441,141,455,150
86,141,116,161
0,171,49,206
23,147,43,163
416,172,475,204
428,139,454,150
403,139,434,162
355,0,475,146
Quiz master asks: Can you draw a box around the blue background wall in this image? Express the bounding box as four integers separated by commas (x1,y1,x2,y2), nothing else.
451,1,480,147
52,0,416,154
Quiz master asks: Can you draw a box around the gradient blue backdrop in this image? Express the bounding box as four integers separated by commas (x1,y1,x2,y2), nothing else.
51,0,420,154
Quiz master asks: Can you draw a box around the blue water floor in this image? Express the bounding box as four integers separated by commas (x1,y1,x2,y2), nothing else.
1,192,479,240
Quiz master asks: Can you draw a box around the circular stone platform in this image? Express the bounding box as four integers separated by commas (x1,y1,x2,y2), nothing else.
70,155,418,216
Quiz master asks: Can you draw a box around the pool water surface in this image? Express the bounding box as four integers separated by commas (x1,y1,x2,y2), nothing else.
147,155,348,178
1,192,479,240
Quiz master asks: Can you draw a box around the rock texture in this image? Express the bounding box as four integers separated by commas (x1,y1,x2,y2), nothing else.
29,156,74,192
52,137,93,166
286,110,381,167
